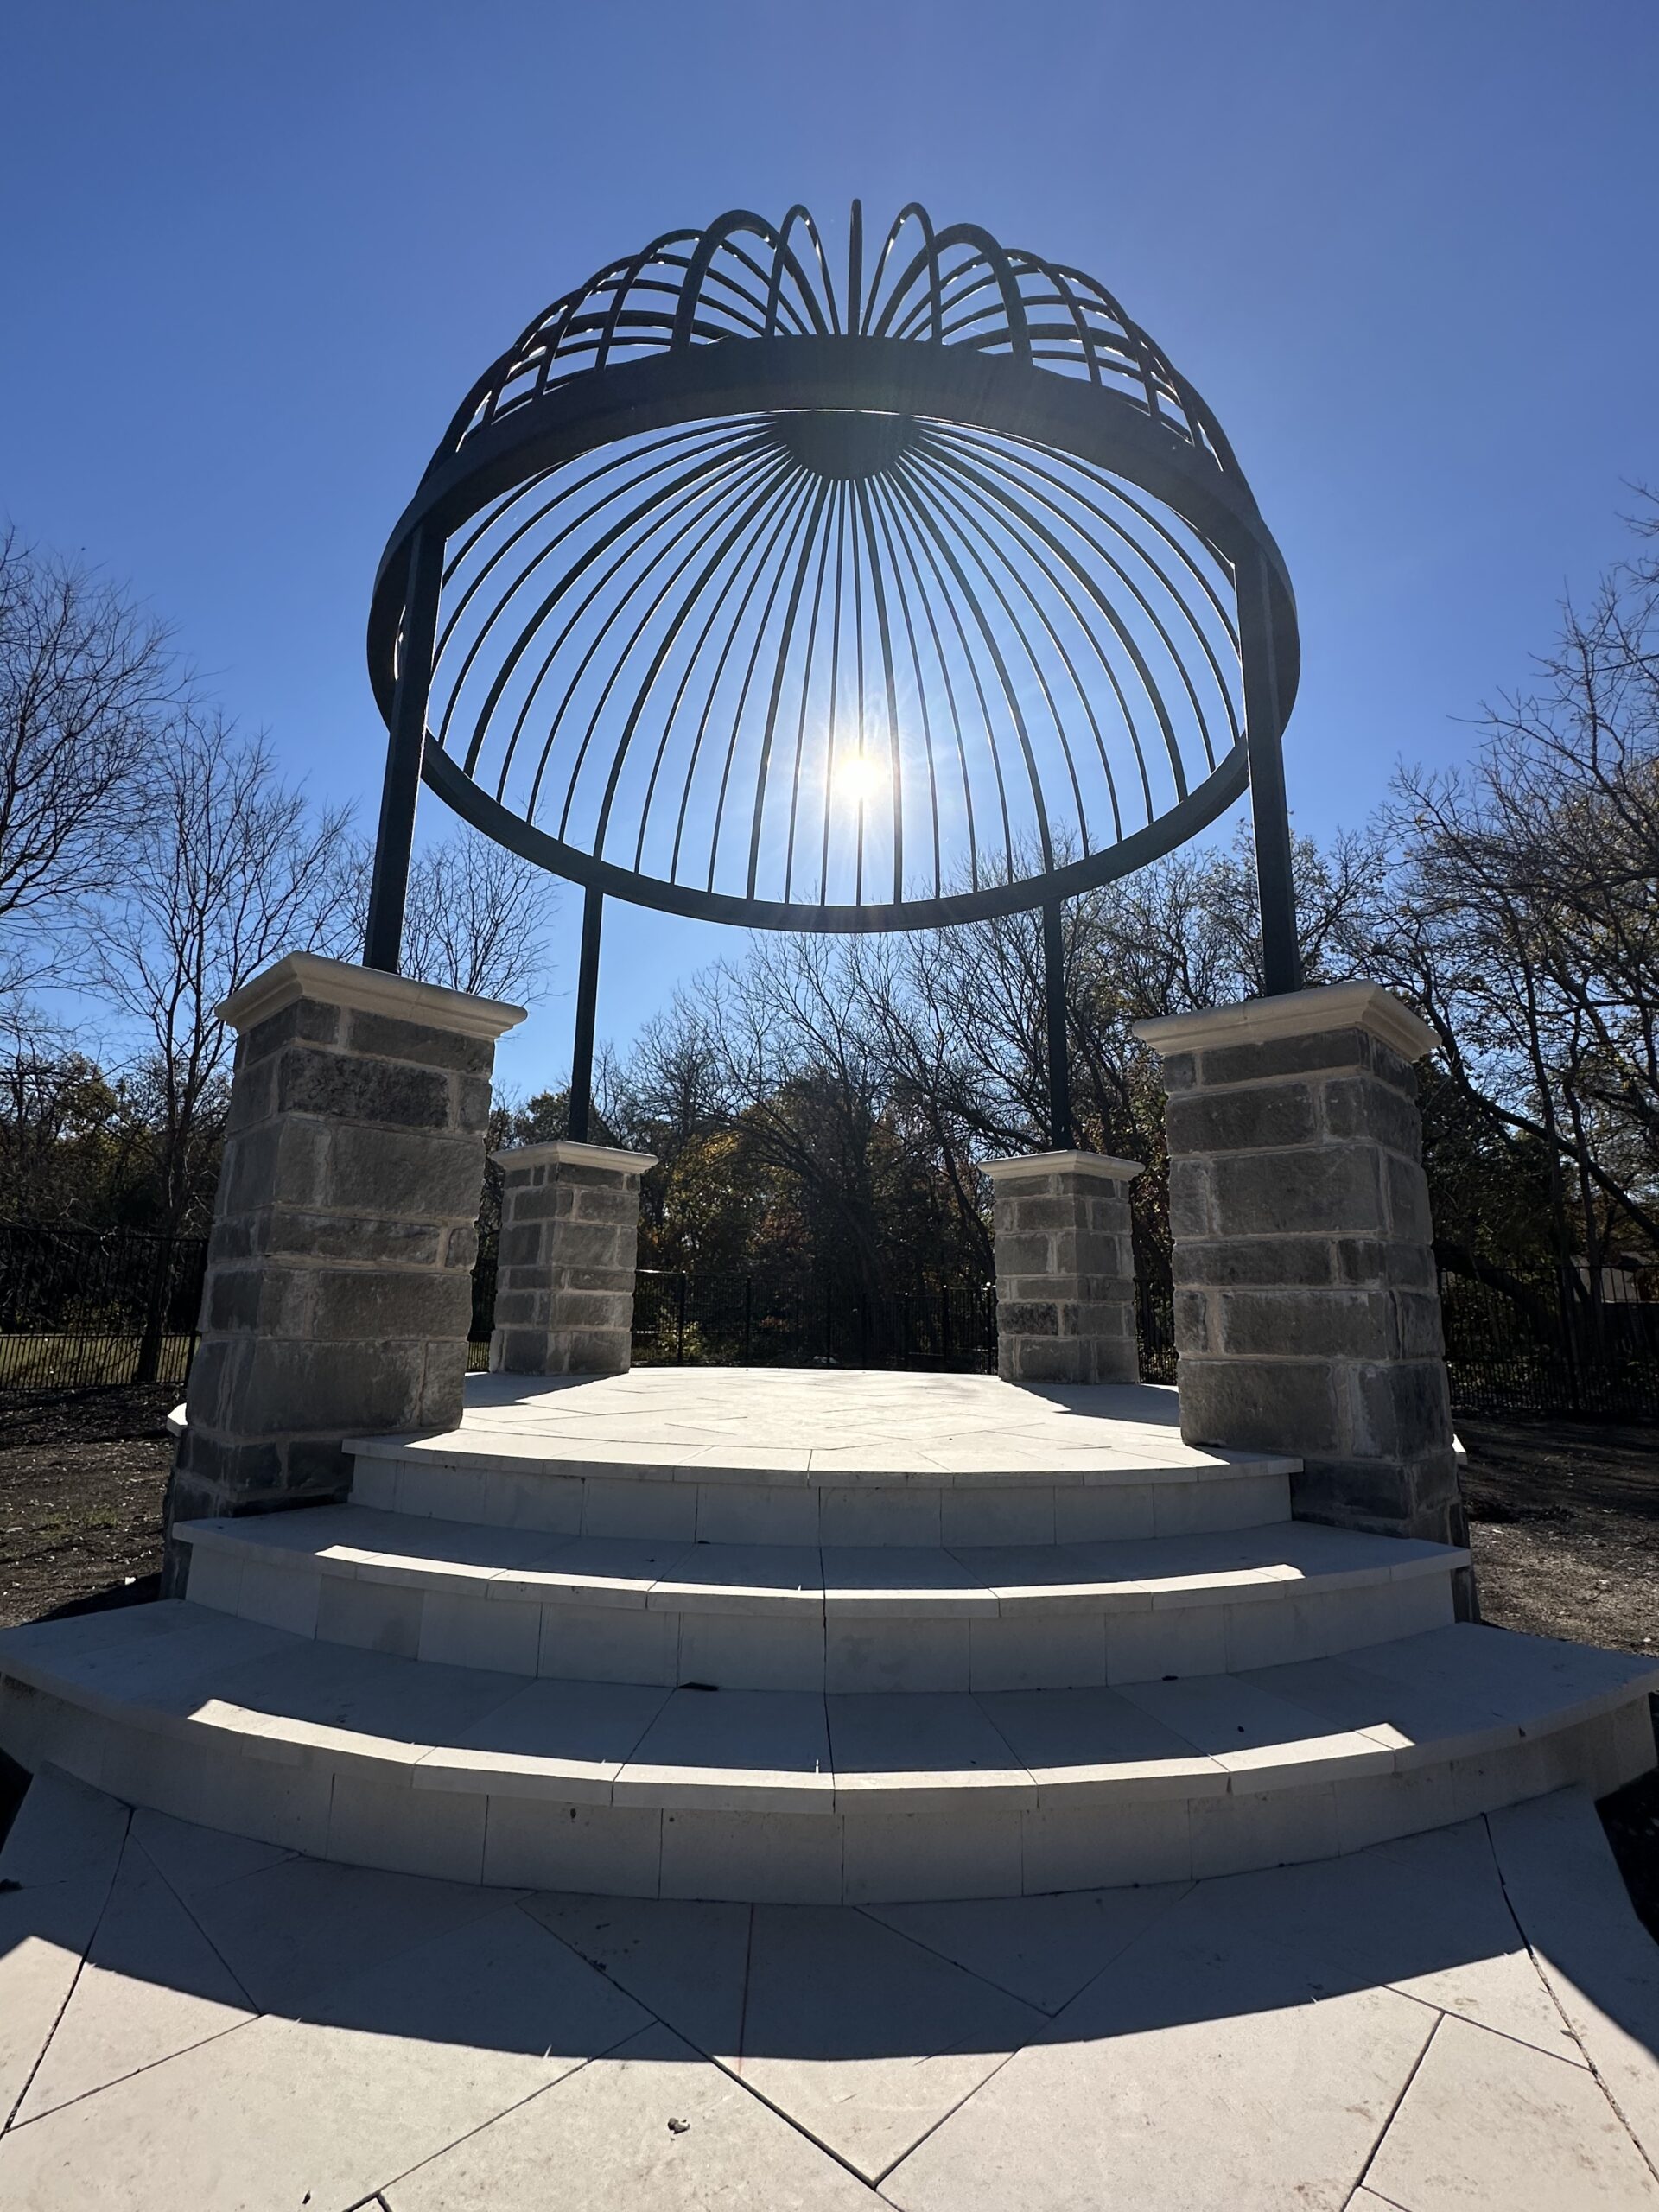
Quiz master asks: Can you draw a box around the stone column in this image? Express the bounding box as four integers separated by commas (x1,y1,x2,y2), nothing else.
163,953,524,1584
984,1150,1142,1385
1135,982,1467,1557
489,1140,657,1376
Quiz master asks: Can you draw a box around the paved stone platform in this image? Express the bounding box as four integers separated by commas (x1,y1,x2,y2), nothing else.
3,1768,1656,2209
355,1368,1284,1481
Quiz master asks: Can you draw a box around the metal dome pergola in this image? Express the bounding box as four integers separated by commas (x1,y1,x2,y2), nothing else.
364,202,1301,1142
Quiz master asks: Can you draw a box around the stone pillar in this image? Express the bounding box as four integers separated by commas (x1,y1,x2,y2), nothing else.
984,1150,1142,1385
489,1140,657,1376
164,953,524,1583
1135,982,1467,1557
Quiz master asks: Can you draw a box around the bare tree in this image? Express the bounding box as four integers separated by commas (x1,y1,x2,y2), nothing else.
1373,508,1659,1274
398,834,556,1003
92,716,355,1368
0,528,176,989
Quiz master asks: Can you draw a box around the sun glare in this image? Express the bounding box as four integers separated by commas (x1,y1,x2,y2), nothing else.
836,748,889,806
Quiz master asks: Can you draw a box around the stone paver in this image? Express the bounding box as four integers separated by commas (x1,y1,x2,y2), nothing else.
0,1777,1655,2209
1490,1784,1659,2174
730,1905,1044,2180
16,1835,252,2123
865,1882,1191,2014
880,1909,1438,2211
385,2023,883,2209
1364,2012,1659,2210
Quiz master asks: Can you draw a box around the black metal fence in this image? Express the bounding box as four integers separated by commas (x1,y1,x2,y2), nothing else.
630,1269,1000,1370
1440,1268,1659,1424
0,1224,208,1391
3,1223,1654,1425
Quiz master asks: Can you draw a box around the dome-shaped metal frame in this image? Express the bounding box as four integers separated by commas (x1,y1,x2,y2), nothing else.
363,204,1302,1134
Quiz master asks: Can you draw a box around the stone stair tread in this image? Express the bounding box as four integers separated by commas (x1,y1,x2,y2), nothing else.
2,1603,1650,1815
173,1505,1466,1618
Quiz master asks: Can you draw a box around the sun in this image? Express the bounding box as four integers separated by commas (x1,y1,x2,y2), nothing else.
836,748,888,806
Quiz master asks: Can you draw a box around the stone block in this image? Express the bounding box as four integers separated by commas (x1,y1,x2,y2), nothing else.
1322,1074,1422,1157
328,1125,486,1218
237,996,343,1061
1177,1356,1343,1454
1173,1234,1337,1288
1211,1145,1384,1236
1166,1082,1318,1154
261,1210,443,1268
1197,1025,1369,1088
1214,1287,1394,1362
1385,1152,1434,1243
276,1046,452,1131
1348,1360,1453,1461
998,1300,1058,1337
499,1223,543,1268
344,1007,495,1076
310,1268,474,1344
1167,1159,1211,1240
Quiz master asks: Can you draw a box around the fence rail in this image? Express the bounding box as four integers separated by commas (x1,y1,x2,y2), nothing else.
2,1224,1654,1425
0,1224,207,1391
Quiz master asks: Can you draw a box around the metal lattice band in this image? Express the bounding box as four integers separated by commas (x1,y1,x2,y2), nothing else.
369,204,1298,932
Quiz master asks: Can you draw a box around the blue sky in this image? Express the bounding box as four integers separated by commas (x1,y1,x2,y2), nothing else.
4,2,1656,1096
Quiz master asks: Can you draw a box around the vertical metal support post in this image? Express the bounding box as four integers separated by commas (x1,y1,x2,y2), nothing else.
568,885,603,1143
1042,898,1072,1148
743,1276,753,1365
1239,549,1302,996
676,1272,687,1365
365,524,445,973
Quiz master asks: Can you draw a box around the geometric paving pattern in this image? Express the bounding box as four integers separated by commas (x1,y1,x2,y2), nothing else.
2,1771,1656,2209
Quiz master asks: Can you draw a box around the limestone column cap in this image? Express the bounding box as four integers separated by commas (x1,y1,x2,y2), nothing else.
491,1139,658,1175
1132,981,1435,1064
219,951,528,1042
983,1149,1143,1183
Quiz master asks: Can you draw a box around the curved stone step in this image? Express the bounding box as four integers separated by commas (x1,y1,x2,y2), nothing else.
1,1603,1650,1903
342,1370,1299,1547
174,1506,1466,1692
346,1438,1296,1547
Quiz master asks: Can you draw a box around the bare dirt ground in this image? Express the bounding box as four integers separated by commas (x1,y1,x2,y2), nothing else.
0,1390,1654,1923
0,1384,171,1632
1457,1413,1659,1937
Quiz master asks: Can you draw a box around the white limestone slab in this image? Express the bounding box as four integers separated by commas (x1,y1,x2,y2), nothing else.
973,1685,1224,1800
382,2023,883,2209
0,1906,644,2212
1168,1815,1588,2067
617,1688,834,1810
483,1797,664,1893
171,1848,509,2017
1490,1785,1659,2171
0,1767,129,1890
828,1693,1032,1802
865,1882,1191,2014
882,1928,1434,2211
521,1891,752,2052
1365,2013,1659,2211
420,1676,669,1796
129,1805,295,1897
728,1904,1045,2181
0,1874,111,2129
16,1835,253,2123
659,1806,846,1904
